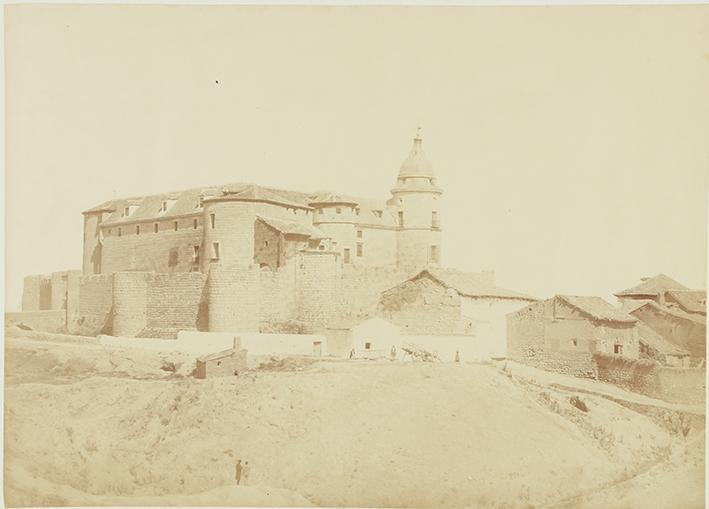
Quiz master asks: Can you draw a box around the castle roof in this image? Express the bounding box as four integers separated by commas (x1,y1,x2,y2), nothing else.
219,184,312,210
308,193,359,206
614,274,691,297
398,127,434,179
556,295,637,324
256,216,328,239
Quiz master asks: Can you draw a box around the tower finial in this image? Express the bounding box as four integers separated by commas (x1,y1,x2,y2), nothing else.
415,123,422,142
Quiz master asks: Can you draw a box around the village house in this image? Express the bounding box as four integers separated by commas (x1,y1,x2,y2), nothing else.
379,268,538,357
615,274,706,362
507,295,640,378
635,321,691,368
194,337,248,379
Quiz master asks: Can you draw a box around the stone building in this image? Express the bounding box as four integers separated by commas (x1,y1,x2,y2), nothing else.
615,274,706,362
81,127,442,277
507,295,640,378
194,337,248,379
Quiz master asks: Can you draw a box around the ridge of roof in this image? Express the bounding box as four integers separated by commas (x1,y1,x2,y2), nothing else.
614,274,691,297
557,295,637,324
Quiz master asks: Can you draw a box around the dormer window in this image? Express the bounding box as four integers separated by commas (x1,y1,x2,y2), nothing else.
124,207,130,217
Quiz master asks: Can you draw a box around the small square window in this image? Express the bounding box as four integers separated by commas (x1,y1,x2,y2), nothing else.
571,339,578,347
365,342,371,350
614,344,623,355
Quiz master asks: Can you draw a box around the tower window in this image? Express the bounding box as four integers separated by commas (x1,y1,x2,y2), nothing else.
430,245,439,263
398,211,404,226
136,225,140,235
432,211,439,228
614,344,623,355
173,221,178,231
154,223,158,233
211,242,220,260
118,228,122,237
357,230,362,239
210,213,216,229
344,248,351,264
124,207,130,217
193,218,198,229
356,243,363,257
355,208,360,215
193,245,200,262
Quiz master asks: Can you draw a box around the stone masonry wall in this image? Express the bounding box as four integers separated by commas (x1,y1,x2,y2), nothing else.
259,261,298,331
72,274,114,336
143,272,208,338
296,251,342,329
112,272,150,337
21,275,53,311
207,265,260,332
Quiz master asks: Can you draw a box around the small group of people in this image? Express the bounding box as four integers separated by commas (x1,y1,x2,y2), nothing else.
235,459,250,485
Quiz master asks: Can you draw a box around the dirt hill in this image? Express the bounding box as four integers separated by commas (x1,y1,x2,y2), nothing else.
4,331,705,508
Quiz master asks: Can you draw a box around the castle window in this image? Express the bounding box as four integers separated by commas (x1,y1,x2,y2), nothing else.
168,248,179,267
118,228,122,237
344,248,351,264
430,245,439,263
211,242,220,260
365,342,371,350
193,218,198,229
336,207,342,214
173,221,178,231
124,207,130,217
193,245,199,263
357,230,362,239
432,211,439,228
571,339,578,347
355,208,360,215
210,213,216,229
398,211,404,226
614,344,623,355
136,225,140,235
374,210,382,218
356,243,363,257
154,223,158,233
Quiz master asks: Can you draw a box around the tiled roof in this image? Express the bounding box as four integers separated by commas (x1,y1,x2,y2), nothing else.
309,192,359,205
636,322,690,357
557,295,637,324
630,300,706,325
221,184,312,210
257,216,328,239
666,290,706,315
414,268,538,301
615,274,690,297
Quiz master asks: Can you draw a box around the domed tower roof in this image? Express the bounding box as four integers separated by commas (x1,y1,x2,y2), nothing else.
398,126,434,179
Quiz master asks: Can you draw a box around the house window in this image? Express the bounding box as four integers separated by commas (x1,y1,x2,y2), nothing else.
365,342,371,350
430,245,439,263
357,243,363,257
336,207,342,214
264,240,269,247
193,245,199,263
211,242,220,260
210,213,216,229
173,221,178,231
193,218,198,229
118,228,122,237
344,248,351,264
571,339,578,347
154,223,159,233
357,230,362,239
614,344,623,355
398,211,404,226
432,211,439,228
136,225,140,235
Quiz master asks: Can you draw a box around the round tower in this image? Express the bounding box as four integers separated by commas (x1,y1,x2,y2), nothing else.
391,127,443,269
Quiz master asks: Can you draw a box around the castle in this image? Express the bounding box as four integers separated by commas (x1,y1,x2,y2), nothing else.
82,127,442,277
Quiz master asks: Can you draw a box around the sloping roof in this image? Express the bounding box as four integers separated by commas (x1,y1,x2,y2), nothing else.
257,215,328,239
417,268,538,301
222,184,312,210
615,274,690,297
309,192,359,206
636,322,690,357
197,348,236,363
666,290,706,315
557,295,637,324
630,300,706,325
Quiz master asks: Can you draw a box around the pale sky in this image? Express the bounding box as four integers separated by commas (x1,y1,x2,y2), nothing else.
5,4,709,311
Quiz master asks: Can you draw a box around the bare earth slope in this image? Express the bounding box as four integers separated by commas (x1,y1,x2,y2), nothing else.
4,332,705,508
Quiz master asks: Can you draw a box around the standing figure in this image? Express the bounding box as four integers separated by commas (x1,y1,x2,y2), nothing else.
235,459,243,485
242,461,251,485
